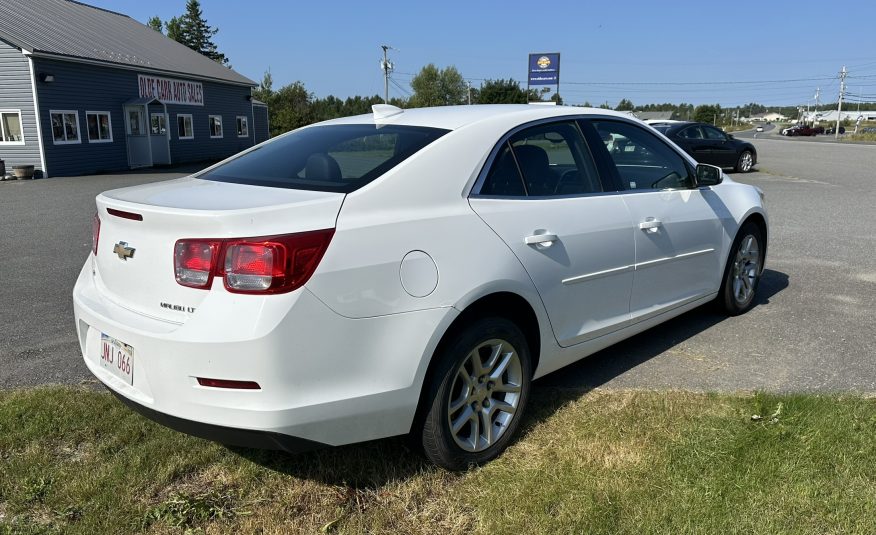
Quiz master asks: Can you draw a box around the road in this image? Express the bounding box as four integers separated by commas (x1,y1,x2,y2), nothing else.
1,145,874,392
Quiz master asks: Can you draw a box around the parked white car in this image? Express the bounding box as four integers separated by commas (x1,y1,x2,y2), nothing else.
73,104,768,470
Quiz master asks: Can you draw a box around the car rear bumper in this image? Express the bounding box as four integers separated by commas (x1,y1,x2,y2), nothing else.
73,260,457,447
108,388,327,452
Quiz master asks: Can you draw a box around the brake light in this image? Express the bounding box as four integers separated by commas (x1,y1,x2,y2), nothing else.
173,229,334,294
92,212,100,255
174,240,221,289
220,230,335,294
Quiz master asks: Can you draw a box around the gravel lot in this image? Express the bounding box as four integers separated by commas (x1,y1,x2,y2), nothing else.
1,141,874,392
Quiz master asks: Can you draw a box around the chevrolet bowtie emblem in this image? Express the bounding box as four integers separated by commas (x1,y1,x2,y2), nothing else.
113,241,136,260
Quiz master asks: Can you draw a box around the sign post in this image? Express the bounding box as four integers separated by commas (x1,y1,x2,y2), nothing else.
527,53,560,103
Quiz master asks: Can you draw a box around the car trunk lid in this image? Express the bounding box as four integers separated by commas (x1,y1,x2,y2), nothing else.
93,177,344,323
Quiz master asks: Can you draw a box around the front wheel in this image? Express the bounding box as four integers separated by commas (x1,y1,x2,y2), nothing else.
718,222,765,315
736,150,754,173
420,317,532,471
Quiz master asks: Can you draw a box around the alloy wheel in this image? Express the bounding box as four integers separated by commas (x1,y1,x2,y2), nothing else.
732,234,760,305
446,338,523,452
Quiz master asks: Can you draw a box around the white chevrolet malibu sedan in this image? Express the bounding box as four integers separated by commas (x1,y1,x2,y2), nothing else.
74,104,767,470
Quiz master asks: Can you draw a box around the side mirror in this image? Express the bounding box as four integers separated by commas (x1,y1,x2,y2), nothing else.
696,163,723,186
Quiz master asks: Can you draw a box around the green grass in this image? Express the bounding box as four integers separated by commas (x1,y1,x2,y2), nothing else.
1,388,875,534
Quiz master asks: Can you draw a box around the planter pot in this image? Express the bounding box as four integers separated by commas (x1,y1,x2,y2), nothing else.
13,165,35,180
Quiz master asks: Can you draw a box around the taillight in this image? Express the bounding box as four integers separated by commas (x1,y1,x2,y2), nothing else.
173,229,334,294
174,240,221,289
92,212,100,255
220,230,335,294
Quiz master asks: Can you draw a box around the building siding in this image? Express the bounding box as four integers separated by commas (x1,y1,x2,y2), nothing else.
253,103,270,144
33,57,255,177
0,38,41,173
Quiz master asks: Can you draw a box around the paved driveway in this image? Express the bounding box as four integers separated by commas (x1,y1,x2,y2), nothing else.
1,144,874,392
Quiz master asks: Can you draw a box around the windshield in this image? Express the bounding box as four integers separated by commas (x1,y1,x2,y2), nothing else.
651,125,671,134
199,124,449,193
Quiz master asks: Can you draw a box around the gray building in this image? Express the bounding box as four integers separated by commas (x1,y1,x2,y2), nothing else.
0,0,269,178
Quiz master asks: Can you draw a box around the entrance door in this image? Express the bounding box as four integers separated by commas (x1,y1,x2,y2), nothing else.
125,106,152,168
148,109,171,165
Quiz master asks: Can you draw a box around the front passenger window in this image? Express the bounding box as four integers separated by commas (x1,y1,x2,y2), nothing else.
591,121,693,191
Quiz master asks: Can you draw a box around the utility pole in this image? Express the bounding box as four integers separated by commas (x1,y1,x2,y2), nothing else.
836,65,847,139
380,45,394,104
467,81,472,105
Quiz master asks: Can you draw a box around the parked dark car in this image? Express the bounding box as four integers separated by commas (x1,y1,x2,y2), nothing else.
793,125,818,136
650,122,757,172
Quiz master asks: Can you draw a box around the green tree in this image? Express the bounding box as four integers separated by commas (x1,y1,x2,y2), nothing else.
615,98,635,111
146,16,163,32
177,0,228,65
477,78,528,104
166,16,183,42
269,81,313,135
252,70,273,103
694,104,722,124
410,64,467,107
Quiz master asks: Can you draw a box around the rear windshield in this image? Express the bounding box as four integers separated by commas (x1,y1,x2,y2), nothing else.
199,124,449,193
651,125,671,134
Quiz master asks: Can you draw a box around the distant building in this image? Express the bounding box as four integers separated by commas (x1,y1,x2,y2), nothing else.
802,110,876,123
748,112,787,123
635,111,677,121
0,0,269,178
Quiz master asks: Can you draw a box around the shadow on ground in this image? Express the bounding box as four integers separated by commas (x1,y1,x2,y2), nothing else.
230,269,789,487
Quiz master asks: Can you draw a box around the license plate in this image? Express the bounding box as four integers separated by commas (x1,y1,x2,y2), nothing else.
99,333,134,386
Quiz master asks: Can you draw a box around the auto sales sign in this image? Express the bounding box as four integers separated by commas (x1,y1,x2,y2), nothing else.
138,74,204,106
528,53,560,85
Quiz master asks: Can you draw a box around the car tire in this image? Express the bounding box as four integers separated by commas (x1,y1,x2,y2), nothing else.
735,151,754,173
717,221,765,315
420,317,532,471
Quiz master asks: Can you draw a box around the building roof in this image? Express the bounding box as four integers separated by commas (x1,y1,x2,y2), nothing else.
635,111,675,120
0,0,255,86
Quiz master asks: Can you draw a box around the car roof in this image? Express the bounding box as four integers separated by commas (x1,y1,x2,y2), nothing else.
314,104,640,131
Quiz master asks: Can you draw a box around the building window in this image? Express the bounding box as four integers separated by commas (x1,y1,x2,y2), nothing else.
177,114,193,140
50,110,81,144
86,111,113,143
236,116,249,137
151,113,167,135
209,115,223,138
0,110,24,145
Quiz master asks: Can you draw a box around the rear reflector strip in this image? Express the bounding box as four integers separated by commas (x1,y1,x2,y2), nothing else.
107,208,143,221
197,378,261,390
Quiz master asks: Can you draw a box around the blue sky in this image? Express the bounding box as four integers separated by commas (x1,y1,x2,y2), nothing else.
89,0,876,108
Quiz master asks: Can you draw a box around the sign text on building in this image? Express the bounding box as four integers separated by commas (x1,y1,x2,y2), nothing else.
138,74,204,106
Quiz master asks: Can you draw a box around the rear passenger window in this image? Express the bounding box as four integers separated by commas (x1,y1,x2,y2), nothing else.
591,120,693,191
479,121,602,197
679,126,704,139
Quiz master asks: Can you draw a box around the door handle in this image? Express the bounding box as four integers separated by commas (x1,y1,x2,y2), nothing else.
638,219,662,233
524,232,558,246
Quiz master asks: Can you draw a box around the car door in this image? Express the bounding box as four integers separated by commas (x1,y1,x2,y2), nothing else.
584,119,724,322
469,120,635,347
674,125,712,164
703,125,737,167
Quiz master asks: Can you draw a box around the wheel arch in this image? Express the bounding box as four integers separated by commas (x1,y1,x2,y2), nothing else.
408,290,544,434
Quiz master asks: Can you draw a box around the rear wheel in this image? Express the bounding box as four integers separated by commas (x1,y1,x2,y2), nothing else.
420,317,531,471
735,150,754,173
718,222,764,315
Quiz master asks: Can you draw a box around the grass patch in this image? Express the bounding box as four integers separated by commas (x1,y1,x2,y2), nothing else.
842,132,876,142
1,388,875,533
